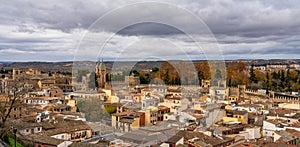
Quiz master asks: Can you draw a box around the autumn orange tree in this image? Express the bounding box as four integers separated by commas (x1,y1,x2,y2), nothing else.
194,61,211,86
159,61,180,85
195,61,211,80
158,61,212,86
227,61,250,87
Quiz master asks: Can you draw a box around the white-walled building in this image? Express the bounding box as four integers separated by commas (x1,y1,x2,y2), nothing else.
238,127,261,140
263,119,286,137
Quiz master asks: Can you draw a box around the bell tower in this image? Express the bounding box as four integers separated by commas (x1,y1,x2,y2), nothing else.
96,58,106,90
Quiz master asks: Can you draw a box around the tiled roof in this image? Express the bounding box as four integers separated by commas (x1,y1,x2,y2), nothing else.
112,110,143,117
180,130,234,146
227,110,248,115
269,109,290,117
26,133,65,146
265,119,287,126
158,105,170,111
164,95,181,100
43,119,91,136
274,130,297,142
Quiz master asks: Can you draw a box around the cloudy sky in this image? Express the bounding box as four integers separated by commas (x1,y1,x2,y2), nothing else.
0,0,300,61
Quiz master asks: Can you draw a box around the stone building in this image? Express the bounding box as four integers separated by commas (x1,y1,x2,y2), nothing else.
95,59,106,91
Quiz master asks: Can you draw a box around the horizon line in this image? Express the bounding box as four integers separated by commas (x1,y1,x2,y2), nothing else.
0,58,299,63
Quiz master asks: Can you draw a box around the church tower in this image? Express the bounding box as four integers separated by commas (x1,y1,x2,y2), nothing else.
96,58,106,90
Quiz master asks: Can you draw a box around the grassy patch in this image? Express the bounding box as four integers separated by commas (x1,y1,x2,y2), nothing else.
7,136,23,147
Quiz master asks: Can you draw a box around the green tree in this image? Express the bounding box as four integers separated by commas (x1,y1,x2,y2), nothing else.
151,67,159,73
271,71,280,79
163,69,169,84
104,105,116,114
280,70,285,89
265,71,271,94
198,71,205,86
249,64,257,83
285,69,292,91
169,78,175,85
270,71,281,91
130,70,139,77
228,78,232,87
139,73,150,84
175,77,181,85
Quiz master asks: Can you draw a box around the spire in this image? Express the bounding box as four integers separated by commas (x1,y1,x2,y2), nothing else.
96,58,106,69
96,58,101,68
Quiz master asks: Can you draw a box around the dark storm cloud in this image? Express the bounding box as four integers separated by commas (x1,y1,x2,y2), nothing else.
223,47,300,55
1,0,300,36
252,47,300,55
0,0,299,61
117,22,183,36
0,0,120,32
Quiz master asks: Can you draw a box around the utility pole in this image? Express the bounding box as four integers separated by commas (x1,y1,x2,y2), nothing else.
13,127,17,147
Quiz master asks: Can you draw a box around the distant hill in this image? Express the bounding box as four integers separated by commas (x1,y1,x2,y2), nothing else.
0,59,299,73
